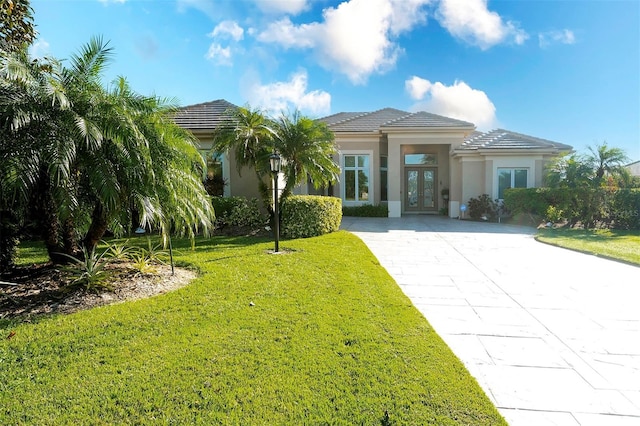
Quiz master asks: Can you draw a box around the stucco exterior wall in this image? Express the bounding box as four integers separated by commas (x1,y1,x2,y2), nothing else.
460,158,485,212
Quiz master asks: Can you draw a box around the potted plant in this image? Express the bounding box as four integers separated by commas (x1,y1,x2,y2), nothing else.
441,188,449,201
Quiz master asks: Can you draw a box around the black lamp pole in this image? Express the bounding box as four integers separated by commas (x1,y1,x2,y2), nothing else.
270,153,281,253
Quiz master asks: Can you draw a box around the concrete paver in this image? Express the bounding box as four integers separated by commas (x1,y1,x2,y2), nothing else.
341,216,640,425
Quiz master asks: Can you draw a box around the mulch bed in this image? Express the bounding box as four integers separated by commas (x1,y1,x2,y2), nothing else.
1,263,196,321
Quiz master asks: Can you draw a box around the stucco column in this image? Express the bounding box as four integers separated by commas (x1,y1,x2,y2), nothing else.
387,136,402,217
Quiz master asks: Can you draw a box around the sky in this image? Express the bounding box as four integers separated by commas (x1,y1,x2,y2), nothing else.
30,0,640,161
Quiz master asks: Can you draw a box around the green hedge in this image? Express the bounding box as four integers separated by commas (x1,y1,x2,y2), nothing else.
211,196,267,229
281,195,342,238
503,188,640,229
342,204,388,217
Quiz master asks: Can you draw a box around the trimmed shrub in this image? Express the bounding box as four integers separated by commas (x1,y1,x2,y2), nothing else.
342,204,388,217
211,196,267,229
281,195,342,238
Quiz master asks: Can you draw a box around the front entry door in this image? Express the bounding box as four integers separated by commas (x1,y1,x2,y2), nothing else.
405,167,437,212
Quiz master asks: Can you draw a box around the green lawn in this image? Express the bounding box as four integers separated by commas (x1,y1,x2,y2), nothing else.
1,232,505,425
536,228,640,266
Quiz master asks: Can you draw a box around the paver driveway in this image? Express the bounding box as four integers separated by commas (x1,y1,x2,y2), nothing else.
341,216,640,426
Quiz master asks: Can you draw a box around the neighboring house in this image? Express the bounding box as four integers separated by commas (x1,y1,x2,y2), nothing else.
174,100,572,218
625,160,640,177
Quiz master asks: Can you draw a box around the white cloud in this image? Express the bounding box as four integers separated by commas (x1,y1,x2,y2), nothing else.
29,39,50,59
243,70,331,116
258,0,432,84
205,43,232,66
254,0,309,15
176,0,217,19
405,75,432,100
98,0,126,3
436,0,528,50
538,29,575,48
210,21,244,41
406,78,496,129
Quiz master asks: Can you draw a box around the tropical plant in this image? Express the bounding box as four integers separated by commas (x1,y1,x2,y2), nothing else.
0,0,36,52
58,246,110,290
1,37,215,265
545,154,594,189
587,142,629,183
212,106,276,209
272,111,340,200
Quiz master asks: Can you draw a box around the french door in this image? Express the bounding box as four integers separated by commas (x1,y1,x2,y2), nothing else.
405,167,437,212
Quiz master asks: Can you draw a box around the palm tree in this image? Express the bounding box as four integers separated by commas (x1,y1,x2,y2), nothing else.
545,154,594,189
0,46,69,268
273,111,340,200
1,37,215,264
587,142,629,183
212,106,276,209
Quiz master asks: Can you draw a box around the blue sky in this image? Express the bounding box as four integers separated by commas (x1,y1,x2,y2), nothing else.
31,0,639,161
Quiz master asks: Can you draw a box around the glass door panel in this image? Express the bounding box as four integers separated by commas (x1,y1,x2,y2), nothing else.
406,169,418,209
423,170,435,208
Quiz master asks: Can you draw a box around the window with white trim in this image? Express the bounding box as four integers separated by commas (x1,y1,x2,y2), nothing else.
498,168,527,199
343,154,370,202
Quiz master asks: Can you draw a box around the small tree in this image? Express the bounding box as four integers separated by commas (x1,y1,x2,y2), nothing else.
0,0,36,53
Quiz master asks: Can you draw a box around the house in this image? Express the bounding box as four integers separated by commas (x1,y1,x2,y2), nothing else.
173,99,572,218
625,160,640,177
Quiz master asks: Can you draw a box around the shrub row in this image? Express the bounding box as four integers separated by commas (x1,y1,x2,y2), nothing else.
211,195,343,238
503,188,640,229
342,204,388,217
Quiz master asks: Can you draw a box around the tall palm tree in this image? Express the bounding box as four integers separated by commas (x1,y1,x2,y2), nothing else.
587,142,629,183
273,111,340,200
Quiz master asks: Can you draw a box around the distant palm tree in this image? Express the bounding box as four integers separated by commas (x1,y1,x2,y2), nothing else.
587,142,629,183
273,111,340,199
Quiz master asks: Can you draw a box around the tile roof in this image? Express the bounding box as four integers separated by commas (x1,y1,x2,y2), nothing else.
319,108,410,132
458,129,572,152
318,108,475,132
172,99,238,130
381,111,475,129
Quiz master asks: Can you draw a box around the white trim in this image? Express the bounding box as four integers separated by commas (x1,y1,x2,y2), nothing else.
340,150,374,206
388,201,401,217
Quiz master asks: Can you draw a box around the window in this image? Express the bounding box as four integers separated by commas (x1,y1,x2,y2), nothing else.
206,153,223,179
343,154,370,202
498,168,527,199
380,156,388,202
404,153,437,165
203,152,225,197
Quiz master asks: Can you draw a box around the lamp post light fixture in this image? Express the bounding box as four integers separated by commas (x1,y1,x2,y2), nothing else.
269,152,282,253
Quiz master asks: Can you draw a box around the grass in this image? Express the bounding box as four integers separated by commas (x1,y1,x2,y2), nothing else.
536,228,640,266
1,232,505,425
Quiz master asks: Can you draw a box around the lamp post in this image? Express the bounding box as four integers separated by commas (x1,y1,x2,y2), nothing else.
269,152,281,253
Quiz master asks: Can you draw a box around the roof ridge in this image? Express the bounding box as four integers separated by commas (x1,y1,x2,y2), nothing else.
178,99,237,110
